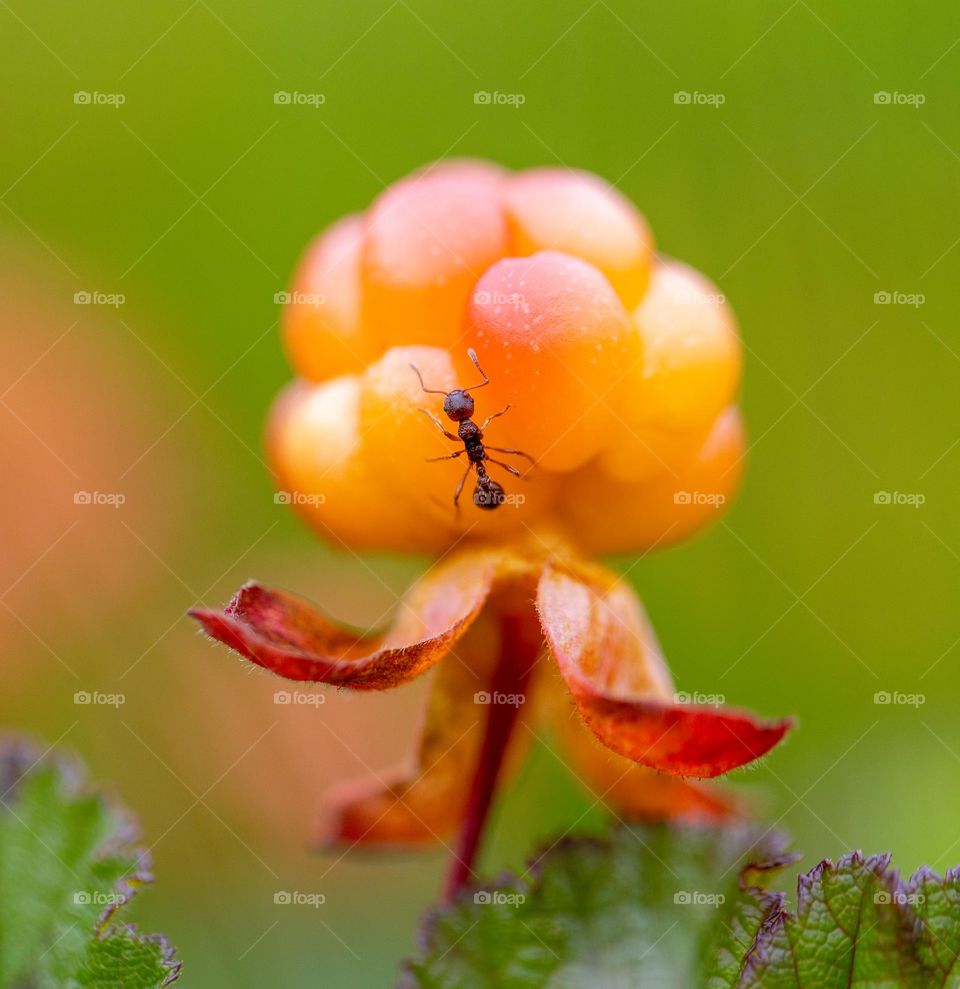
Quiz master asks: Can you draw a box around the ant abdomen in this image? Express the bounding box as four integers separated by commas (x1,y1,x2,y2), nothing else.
473,479,505,511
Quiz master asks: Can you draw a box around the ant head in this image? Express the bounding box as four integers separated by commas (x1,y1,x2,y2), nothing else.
443,389,474,422
473,476,505,511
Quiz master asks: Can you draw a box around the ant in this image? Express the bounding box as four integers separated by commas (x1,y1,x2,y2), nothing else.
410,349,534,512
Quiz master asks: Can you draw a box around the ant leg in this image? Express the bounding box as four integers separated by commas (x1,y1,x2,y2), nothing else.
417,408,459,442
453,462,473,509
486,458,522,478
485,445,535,466
426,450,464,462
410,363,448,395
479,404,511,430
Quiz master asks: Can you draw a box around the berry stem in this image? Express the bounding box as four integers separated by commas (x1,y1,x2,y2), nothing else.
442,610,539,902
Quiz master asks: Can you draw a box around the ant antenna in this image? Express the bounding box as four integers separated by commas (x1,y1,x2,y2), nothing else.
462,348,490,391
411,350,490,394
409,363,448,395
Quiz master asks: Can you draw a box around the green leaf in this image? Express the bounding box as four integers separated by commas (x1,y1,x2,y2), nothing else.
399,824,794,988
0,739,180,988
737,852,960,988
402,825,960,988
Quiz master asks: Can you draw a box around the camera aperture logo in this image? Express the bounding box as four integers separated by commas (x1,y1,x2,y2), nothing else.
273,91,326,107
273,891,325,907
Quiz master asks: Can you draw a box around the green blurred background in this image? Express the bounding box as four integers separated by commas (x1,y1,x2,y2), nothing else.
1,0,958,984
